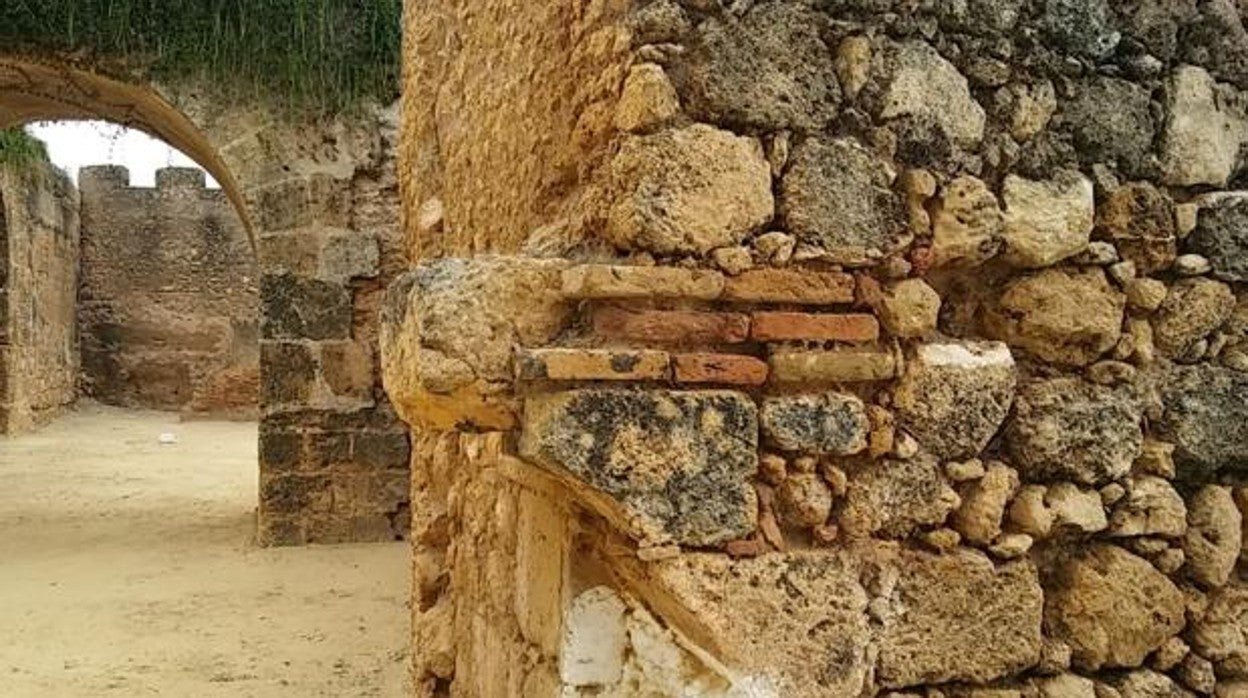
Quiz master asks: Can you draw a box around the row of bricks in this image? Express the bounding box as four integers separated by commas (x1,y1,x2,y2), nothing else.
593,306,879,344
562,265,856,305
514,347,898,386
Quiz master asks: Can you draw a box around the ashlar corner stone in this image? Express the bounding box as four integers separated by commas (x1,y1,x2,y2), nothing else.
519,389,758,546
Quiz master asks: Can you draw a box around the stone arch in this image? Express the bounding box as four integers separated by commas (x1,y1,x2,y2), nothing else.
0,56,253,238
0,53,411,545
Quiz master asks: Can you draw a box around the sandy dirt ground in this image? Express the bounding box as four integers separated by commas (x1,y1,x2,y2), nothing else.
0,403,410,697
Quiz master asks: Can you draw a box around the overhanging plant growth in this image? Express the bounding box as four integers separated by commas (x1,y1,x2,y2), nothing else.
0,128,49,171
0,0,402,115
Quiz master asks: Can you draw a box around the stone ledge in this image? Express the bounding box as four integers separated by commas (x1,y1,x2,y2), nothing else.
516,348,671,381
722,268,855,304
769,348,898,383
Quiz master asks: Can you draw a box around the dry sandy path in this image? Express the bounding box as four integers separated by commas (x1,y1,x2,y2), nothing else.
0,404,410,697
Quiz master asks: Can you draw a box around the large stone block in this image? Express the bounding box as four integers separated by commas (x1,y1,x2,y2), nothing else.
1188,192,1248,282
647,552,872,698
983,267,1125,367
669,3,840,131
1006,378,1144,486
519,389,757,546
261,273,352,341
606,124,773,255
894,341,1016,460
1157,364,1248,480
878,40,986,148
1044,545,1185,671
379,257,571,430
1160,66,1248,187
876,549,1042,688
779,137,908,264
760,392,870,455
840,453,961,538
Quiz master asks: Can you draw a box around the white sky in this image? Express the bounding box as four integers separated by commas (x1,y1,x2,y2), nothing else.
26,120,219,189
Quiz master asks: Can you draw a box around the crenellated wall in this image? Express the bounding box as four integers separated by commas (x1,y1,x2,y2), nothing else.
388,1,1248,696
0,161,79,434
78,165,259,415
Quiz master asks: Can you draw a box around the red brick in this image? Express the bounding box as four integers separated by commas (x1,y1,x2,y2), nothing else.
593,307,749,345
751,312,880,342
673,353,769,385
722,268,855,304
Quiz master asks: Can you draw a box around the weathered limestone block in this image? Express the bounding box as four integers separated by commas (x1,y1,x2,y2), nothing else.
519,389,757,546
1160,66,1248,187
1095,183,1177,274
645,552,872,698
1184,486,1243,588
952,462,1020,546
876,549,1042,688
607,124,773,255
879,279,941,338
775,473,833,529
878,40,986,148
779,137,908,264
1000,170,1095,268
929,175,1004,267
768,349,898,383
1191,585,1248,678
1047,482,1111,535
1152,278,1235,358
840,454,961,538
983,267,1125,367
1188,192,1248,282
614,63,680,133
760,392,870,455
1044,545,1185,671
894,341,1016,460
1157,364,1248,480
721,268,854,304
1108,476,1188,538
1006,378,1144,486
262,273,352,340
1064,77,1157,177
379,257,571,430
1110,669,1195,698
670,3,840,131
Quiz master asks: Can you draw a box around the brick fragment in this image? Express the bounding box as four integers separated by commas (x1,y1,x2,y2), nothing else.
593,307,749,344
722,268,855,304
769,349,898,382
751,312,880,342
516,348,669,381
561,264,723,300
673,353,769,385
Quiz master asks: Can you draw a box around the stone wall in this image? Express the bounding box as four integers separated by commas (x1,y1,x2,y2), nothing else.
388,0,1248,696
0,162,79,434
78,165,258,415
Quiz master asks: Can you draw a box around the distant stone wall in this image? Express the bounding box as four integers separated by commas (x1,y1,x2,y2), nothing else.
0,162,79,434
390,1,1248,696
78,165,258,416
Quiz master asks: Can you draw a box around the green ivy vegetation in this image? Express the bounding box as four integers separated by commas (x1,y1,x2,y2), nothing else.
0,127,50,171
0,0,402,115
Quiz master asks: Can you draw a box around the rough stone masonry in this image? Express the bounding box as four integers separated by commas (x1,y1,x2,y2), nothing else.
383,1,1248,696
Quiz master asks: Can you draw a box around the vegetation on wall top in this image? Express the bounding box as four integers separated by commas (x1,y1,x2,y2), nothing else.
0,128,50,171
0,0,401,114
